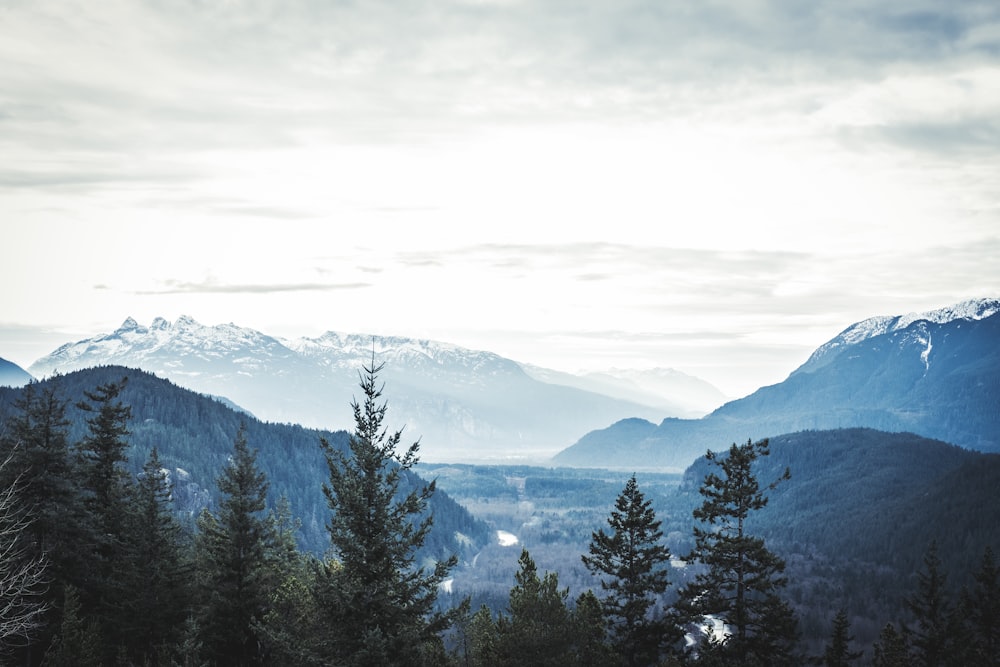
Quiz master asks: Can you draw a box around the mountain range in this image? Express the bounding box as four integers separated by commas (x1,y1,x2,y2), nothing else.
555,297,1000,468
26,316,706,462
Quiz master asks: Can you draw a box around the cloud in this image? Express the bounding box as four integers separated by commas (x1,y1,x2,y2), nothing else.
137,279,371,295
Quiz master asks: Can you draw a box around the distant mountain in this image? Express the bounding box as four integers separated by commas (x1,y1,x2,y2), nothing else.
0,356,33,387
555,298,1000,468
0,365,490,559
520,365,727,417
27,317,667,462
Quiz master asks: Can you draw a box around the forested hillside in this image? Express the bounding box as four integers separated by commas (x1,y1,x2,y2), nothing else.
0,366,490,558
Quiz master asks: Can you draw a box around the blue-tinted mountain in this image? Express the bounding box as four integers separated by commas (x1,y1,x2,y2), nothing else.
27,316,670,462
0,365,491,559
0,356,33,387
555,298,1000,468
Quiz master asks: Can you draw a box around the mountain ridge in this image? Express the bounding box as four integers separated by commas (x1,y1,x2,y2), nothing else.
0,356,33,388
26,316,700,461
554,298,1000,468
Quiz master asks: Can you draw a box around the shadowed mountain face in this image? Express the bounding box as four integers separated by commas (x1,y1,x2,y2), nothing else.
0,357,33,388
555,299,1000,469
26,317,672,462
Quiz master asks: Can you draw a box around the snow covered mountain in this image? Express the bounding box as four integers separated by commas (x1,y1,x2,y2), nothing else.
555,298,1000,469
794,298,1000,375
27,316,678,461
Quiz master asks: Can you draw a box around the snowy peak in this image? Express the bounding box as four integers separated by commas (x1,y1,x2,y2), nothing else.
27,315,295,378
795,298,1000,375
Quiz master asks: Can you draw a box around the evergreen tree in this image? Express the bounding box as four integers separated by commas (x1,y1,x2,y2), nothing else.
41,585,102,667
495,549,574,666
196,423,274,666
74,377,133,657
0,382,80,662
822,609,862,667
466,604,500,666
871,623,909,667
255,496,325,665
582,474,676,665
678,438,797,667
317,356,458,665
906,541,956,667
961,547,1000,667
119,447,192,664
572,590,616,667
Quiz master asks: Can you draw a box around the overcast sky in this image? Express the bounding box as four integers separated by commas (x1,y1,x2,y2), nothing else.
3,0,999,397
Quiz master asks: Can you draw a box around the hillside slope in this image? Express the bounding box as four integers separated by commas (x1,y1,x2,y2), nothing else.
555,299,1000,468
0,365,490,559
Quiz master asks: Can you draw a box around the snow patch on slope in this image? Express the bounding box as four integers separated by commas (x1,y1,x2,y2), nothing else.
795,298,998,375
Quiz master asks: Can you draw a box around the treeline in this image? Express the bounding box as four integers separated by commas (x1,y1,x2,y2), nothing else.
1,367,998,666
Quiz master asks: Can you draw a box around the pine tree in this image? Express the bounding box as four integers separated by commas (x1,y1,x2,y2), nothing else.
678,438,797,667
41,585,102,667
822,609,862,667
582,474,676,665
906,541,956,667
75,377,133,658
0,382,80,661
961,547,1000,666
196,423,274,667
119,447,191,664
871,623,909,667
466,604,500,666
495,549,574,666
572,590,616,667
317,355,458,665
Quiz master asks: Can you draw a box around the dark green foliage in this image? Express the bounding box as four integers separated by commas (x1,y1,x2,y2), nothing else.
906,542,959,667
0,382,76,657
679,438,798,666
318,357,458,665
871,623,909,667
118,447,192,664
582,474,675,665
495,549,574,665
74,377,134,657
195,424,274,666
573,590,616,667
41,585,102,667
822,609,862,667
960,547,1000,666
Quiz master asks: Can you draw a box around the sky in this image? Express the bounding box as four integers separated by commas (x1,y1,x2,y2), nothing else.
2,0,999,398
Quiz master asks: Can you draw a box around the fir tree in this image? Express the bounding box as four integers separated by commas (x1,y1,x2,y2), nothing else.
678,438,797,667
822,609,862,667
196,423,274,667
75,377,133,658
582,474,676,665
906,541,956,667
495,549,574,666
961,547,1000,666
119,447,191,664
572,590,616,667
317,355,458,665
871,623,909,667
0,382,79,661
